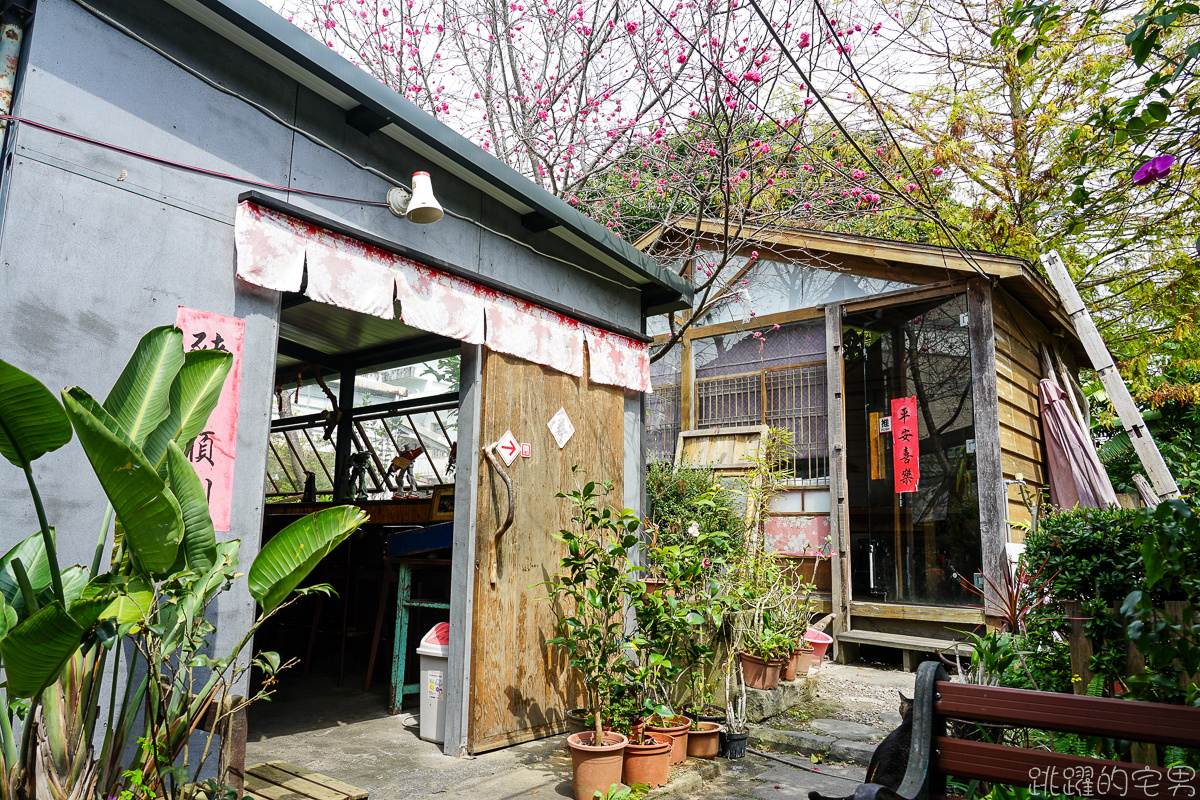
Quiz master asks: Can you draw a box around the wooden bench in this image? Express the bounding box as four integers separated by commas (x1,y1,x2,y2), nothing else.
836,631,972,671
852,661,1200,800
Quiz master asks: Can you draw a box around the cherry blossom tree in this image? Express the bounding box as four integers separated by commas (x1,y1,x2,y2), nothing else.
273,0,951,356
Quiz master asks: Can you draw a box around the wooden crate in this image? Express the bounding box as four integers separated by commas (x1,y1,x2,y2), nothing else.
243,762,368,800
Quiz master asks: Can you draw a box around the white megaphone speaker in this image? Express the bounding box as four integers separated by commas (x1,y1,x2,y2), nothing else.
387,171,444,224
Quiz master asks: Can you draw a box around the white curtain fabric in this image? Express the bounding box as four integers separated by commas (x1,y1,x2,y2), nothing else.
234,201,651,394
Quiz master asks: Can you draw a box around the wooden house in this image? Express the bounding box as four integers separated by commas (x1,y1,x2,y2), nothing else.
638,220,1085,666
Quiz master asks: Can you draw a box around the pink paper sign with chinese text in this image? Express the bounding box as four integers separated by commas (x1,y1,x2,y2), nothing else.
175,306,245,531
891,396,919,493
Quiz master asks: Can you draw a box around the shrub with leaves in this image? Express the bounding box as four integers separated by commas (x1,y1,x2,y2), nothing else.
1121,500,1200,708
0,327,365,799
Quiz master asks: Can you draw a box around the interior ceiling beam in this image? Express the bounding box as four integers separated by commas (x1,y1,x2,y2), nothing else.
274,332,460,388
276,337,339,370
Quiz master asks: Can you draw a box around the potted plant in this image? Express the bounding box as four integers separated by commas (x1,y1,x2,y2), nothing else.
542,472,640,800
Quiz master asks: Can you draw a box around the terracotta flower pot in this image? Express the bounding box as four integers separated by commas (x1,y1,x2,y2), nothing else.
622,732,672,788
567,731,628,800
740,651,781,690
642,577,669,595
795,646,814,677
646,716,690,766
564,708,591,752
781,653,798,681
685,721,723,759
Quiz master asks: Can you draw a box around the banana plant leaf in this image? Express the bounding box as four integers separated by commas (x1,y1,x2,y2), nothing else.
79,575,153,627
164,439,217,573
142,349,232,473
0,595,16,639
0,358,72,468
62,388,183,575
249,506,367,613
0,529,54,614
0,601,84,698
102,326,185,447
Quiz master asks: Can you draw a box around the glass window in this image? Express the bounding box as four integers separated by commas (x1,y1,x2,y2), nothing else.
692,320,828,479
843,294,981,606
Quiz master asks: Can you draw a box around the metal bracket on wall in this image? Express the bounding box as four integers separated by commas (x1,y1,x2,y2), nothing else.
481,442,515,586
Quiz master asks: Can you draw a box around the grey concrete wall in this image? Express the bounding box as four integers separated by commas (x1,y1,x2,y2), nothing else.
0,0,652,761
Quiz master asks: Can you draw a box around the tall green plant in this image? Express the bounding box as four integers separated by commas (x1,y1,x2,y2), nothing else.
543,470,642,741
1121,500,1200,708
0,327,366,799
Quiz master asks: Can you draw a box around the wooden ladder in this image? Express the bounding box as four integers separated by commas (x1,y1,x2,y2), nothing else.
1040,250,1179,502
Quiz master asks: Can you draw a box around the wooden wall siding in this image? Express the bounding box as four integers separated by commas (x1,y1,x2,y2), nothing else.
467,349,625,753
991,290,1056,538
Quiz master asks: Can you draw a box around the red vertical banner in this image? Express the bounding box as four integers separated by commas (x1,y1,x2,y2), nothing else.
175,306,245,531
891,396,919,493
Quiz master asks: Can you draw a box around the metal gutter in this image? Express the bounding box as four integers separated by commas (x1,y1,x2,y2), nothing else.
160,0,691,310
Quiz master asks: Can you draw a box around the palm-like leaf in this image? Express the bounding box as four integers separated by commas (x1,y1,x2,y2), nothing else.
142,349,232,472
0,601,84,698
61,388,183,575
0,358,72,468
103,327,184,447
0,530,54,614
249,506,366,613
164,439,217,573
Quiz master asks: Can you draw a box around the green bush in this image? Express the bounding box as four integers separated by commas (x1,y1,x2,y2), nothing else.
644,461,741,557
1025,506,1153,604
1023,506,1163,691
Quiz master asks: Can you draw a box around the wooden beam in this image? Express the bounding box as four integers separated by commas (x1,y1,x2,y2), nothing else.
684,306,825,341
967,279,1007,614
842,280,968,315
1040,250,1179,500
825,304,851,654
444,343,483,756
850,601,986,625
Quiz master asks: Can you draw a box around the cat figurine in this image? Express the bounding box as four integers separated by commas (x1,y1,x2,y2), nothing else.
809,692,914,800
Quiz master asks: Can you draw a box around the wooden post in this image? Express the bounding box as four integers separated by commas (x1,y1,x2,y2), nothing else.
967,279,1008,614
825,305,851,654
680,329,695,431
332,368,357,501
1040,251,1179,500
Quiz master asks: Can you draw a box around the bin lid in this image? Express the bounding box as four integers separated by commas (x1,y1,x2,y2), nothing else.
416,622,450,657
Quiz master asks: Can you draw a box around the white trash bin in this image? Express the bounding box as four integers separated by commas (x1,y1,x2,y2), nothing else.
416,622,450,743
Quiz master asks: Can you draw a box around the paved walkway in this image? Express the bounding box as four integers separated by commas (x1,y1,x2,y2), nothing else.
244,667,886,800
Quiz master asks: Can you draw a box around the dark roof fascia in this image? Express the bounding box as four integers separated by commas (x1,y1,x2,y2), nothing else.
164,0,691,310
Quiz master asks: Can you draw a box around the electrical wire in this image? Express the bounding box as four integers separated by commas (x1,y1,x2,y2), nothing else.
740,0,992,279
643,0,991,282
64,0,640,291
1,114,390,206
806,0,994,278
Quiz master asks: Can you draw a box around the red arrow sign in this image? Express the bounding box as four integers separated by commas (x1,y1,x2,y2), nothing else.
497,430,520,466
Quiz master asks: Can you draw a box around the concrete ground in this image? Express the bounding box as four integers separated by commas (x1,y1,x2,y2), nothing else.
244,662,900,800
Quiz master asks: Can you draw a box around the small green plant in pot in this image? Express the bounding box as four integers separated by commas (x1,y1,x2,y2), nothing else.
542,470,640,800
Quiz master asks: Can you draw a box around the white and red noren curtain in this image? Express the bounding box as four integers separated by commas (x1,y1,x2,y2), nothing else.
233,202,651,394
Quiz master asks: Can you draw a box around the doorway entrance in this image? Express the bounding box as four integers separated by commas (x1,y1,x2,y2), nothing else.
841,293,983,608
